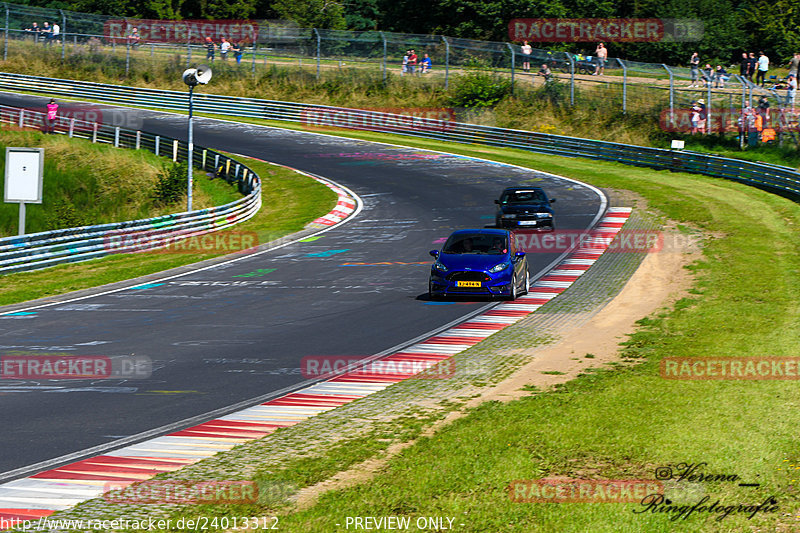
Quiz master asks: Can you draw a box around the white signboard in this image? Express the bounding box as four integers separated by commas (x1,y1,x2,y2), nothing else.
4,147,44,203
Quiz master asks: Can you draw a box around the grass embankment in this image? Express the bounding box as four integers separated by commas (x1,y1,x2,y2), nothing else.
0,154,337,306
156,137,800,532
6,37,789,162
0,127,237,235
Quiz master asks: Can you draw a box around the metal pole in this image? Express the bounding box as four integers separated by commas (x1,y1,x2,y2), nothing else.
619,59,627,114
251,42,256,76
663,64,673,126
4,4,8,62
60,10,65,60
187,85,194,212
707,81,712,133
442,36,450,89
506,43,514,95
18,202,25,236
313,28,320,80
186,37,191,67
125,41,130,76
380,31,386,82
569,53,575,106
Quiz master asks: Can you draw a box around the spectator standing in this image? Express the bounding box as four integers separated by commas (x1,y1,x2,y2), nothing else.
787,74,797,110
689,52,700,87
408,49,418,75
696,99,707,133
205,37,216,62
756,51,769,86
594,43,607,75
421,53,432,73
788,52,800,78
739,52,749,79
521,41,532,72
45,99,58,134
220,38,231,61
232,42,243,64
538,63,552,82
690,103,702,134
747,52,757,82
401,50,409,75
51,22,60,43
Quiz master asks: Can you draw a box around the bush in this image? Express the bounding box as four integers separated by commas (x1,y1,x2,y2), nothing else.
153,162,188,206
448,72,511,108
44,199,87,229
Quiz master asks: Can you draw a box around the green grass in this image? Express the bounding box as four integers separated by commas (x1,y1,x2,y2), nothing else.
0,127,231,235
142,130,800,532
0,155,337,305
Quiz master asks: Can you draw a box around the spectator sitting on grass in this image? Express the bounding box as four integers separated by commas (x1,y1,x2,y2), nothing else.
538,63,553,82
421,53,432,73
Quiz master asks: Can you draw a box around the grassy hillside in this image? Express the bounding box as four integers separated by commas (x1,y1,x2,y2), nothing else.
0,127,240,236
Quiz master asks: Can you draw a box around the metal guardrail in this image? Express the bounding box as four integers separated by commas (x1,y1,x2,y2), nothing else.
1,71,796,200
0,104,261,275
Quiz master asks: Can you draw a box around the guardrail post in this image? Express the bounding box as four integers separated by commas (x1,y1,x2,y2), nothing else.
379,31,386,82
663,64,673,126
114,126,120,147
154,135,159,155
4,3,9,62
172,139,178,162
68,118,74,137
619,59,627,114
442,36,450,90
235,163,241,179
313,28,320,80
17,108,22,127
92,122,97,142
506,43,515,95
214,153,219,171
135,130,140,149
202,149,207,169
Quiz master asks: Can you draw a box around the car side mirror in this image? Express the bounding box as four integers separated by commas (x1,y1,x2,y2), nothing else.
549,198,556,203
429,250,439,258
494,199,500,204
514,251,526,260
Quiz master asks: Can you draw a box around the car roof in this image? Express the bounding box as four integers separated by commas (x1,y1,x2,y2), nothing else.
448,228,510,237
501,186,546,194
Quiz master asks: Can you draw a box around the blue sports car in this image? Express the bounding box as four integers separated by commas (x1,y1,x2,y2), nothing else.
428,229,529,300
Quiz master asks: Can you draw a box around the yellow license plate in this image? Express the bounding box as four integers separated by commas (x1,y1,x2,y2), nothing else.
456,281,482,288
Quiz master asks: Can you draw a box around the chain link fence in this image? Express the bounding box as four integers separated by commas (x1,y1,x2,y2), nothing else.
0,1,797,141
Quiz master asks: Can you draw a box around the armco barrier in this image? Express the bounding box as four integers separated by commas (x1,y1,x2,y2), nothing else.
0,105,261,275
0,72,797,200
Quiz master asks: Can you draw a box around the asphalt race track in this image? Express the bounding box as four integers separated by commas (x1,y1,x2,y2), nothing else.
0,93,604,477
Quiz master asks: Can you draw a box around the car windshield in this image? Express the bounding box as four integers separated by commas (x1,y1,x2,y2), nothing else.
442,234,507,255
501,190,546,204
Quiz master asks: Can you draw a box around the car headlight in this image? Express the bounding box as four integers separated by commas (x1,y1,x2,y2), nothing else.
501,214,517,219
489,262,511,273
535,213,552,218
433,261,449,273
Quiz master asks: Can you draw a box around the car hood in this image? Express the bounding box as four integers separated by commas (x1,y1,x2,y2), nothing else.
498,204,553,214
437,253,510,271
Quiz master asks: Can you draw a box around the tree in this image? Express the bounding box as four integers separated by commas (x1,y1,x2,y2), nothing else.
271,0,346,29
